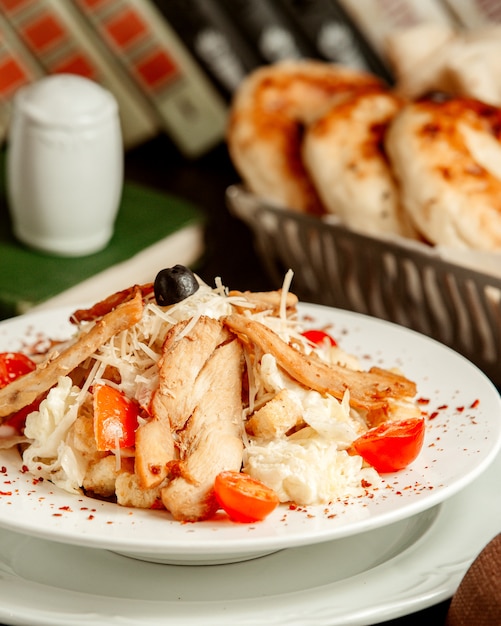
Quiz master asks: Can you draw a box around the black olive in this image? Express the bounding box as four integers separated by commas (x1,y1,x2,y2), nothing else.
154,265,200,306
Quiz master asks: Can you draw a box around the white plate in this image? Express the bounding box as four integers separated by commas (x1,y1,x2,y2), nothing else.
0,303,500,566
0,449,500,626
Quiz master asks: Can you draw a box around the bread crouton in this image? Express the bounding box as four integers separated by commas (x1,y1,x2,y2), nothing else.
82,455,133,498
246,389,302,439
115,471,164,509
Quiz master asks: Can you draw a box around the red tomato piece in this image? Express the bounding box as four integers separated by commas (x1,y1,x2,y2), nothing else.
214,471,280,523
93,384,139,452
302,329,337,347
4,398,43,432
0,352,36,388
352,418,425,473
0,352,37,432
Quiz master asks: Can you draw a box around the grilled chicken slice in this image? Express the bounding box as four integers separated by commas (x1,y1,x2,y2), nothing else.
228,289,298,316
161,334,244,522
0,289,144,420
135,416,175,489
151,316,233,431
223,314,416,412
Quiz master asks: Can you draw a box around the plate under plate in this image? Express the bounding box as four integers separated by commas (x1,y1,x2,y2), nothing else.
0,450,499,626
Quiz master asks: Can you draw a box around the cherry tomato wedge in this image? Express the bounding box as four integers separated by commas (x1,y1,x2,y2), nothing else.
302,329,337,347
0,352,38,432
3,398,43,432
352,418,425,473
0,352,36,388
93,384,139,452
214,471,280,523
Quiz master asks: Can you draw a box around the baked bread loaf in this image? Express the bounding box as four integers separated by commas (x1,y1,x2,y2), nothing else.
387,25,501,108
227,53,501,252
385,96,501,250
227,60,382,216
303,87,418,238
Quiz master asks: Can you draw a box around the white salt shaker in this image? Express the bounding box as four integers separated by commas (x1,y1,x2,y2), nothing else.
6,74,123,256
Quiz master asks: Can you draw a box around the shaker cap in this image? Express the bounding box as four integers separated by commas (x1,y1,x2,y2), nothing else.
14,74,118,128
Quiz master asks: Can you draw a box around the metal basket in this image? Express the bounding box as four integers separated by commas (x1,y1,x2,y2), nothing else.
227,184,501,387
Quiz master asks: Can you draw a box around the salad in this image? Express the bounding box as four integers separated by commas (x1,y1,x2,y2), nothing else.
0,267,424,523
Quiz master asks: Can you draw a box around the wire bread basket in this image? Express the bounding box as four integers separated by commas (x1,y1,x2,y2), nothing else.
227,185,501,387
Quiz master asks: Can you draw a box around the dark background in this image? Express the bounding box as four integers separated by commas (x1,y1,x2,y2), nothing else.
125,134,274,293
